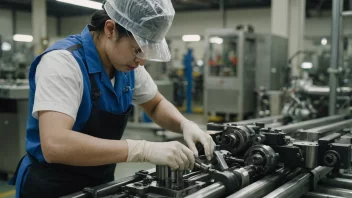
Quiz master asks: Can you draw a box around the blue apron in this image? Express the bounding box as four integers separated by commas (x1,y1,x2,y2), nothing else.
9,25,135,197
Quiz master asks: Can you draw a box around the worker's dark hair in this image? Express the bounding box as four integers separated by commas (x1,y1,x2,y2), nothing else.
90,9,131,39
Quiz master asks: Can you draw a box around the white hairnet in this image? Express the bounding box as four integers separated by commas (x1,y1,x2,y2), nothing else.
104,0,175,62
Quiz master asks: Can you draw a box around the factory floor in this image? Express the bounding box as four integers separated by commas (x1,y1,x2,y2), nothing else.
0,113,205,198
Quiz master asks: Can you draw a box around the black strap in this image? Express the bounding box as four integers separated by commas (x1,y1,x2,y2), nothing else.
65,44,101,108
90,75,101,108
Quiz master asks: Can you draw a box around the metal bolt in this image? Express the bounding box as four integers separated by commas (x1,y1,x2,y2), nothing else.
326,156,333,163
251,154,263,165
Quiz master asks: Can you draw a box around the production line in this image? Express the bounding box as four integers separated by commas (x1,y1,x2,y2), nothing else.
62,114,352,198
1,0,352,197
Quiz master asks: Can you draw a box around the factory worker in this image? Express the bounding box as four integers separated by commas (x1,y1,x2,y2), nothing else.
8,0,215,197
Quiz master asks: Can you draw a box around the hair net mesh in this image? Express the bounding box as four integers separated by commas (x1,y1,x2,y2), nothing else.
104,0,175,62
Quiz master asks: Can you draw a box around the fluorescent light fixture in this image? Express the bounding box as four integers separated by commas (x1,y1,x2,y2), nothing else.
1,42,11,51
209,37,223,44
13,34,33,42
56,0,103,10
321,38,327,45
182,35,201,42
301,62,313,69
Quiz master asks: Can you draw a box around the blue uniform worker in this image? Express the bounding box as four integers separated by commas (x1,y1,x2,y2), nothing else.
9,0,215,197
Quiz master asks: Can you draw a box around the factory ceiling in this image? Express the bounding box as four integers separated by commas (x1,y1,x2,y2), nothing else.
0,0,350,17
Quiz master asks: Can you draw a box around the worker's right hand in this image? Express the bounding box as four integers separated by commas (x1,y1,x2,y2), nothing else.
126,140,195,170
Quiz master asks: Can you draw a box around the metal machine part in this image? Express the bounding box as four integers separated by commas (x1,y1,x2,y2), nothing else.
244,145,278,174
66,117,352,198
293,142,319,169
207,123,260,155
294,119,352,141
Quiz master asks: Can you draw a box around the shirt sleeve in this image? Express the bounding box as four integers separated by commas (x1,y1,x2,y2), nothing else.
133,66,158,105
32,50,83,121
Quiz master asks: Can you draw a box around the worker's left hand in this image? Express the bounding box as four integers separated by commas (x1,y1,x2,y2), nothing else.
181,120,215,160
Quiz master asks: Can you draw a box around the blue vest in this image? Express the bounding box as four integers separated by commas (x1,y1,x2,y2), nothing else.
10,25,135,197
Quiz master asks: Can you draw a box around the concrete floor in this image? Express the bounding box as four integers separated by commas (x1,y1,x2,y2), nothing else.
0,113,205,198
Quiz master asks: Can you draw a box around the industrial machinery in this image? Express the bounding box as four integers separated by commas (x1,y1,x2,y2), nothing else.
0,44,31,177
203,29,288,122
203,28,256,121
281,78,352,122
65,113,352,198
0,80,29,178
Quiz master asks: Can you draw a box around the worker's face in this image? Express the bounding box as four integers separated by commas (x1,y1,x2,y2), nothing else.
103,20,146,72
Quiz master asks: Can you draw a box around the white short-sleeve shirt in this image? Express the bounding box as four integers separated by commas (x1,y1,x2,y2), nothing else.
32,50,158,121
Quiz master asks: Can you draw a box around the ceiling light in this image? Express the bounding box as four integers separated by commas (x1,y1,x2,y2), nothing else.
209,37,223,44
56,0,103,10
1,42,11,51
182,35,201,42
321,38,327,45
13,34,33,42
301,62,313,69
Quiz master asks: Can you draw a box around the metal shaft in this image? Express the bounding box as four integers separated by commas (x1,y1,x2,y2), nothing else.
263,167,333,198
315,186,352,197
227,168,295,198
329,0,343,116
303,192,344,198
263,173,310,198
233,115,283,125
275,114,346,134
309,119,352,133
321,178,352,189
303,85,352,96
339,172,352,179
185,182,227,198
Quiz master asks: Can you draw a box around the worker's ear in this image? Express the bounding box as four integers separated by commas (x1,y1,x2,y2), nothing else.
104,20,118,40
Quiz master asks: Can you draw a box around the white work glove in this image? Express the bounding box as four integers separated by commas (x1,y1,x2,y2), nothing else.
125,140,195,170
181,120,216,160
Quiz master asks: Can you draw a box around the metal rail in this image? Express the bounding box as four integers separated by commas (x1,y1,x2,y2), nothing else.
263,167,333,198
232,115,283,125
296,119,352,141
275,114,346,134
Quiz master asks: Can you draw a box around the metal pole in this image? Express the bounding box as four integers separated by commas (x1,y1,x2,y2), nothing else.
220,0,226,28
329,0,343,115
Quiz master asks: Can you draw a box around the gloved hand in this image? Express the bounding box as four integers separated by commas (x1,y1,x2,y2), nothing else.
125,140,195,170
181,120,216,160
